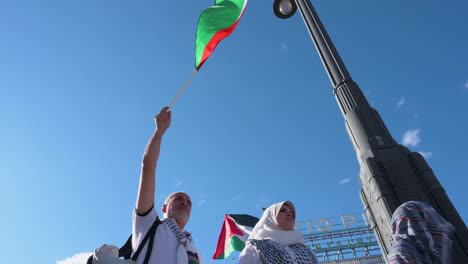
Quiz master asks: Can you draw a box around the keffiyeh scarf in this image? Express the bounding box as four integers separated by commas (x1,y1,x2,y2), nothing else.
164,218,200,264
387,201,455,264
248,239,318,264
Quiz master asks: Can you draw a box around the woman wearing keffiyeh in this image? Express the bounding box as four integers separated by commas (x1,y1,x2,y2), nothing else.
238,201,318,264
387,201,456,264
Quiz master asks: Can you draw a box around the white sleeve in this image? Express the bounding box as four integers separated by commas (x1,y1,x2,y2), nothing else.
238,244,263,264
132,206,158,250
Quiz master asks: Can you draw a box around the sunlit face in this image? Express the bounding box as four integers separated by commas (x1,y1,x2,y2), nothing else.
276,204,295,231
163,192,192,228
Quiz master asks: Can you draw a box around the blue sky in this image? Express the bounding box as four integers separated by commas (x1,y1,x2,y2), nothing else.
1,0,467,263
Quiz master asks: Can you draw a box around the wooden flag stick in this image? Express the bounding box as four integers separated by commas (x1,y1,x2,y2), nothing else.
168,69,199,110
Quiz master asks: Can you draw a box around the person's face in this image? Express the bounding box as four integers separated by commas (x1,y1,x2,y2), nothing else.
276,204,295,231
163,193,192,227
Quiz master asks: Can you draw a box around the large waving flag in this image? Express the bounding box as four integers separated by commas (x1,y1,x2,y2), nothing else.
168,0,247,109
212,214,259,260
195,0,248,70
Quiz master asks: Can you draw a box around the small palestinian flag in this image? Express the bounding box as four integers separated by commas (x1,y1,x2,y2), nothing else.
212,214,259,259
195,0,248,70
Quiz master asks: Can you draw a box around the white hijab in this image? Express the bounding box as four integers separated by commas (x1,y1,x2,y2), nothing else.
248,201,305,246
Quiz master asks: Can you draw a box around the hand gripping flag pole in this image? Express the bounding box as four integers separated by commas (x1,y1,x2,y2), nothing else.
167,0,248,110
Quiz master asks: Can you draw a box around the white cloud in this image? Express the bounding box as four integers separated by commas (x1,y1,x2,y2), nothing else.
57,252,92,264
232,196,241,201
339,178,351,185
198,199,207,206
464,82,468,90
175,179,183,187
281,42,288,52
402,129,421,147
397,97,405,108
419,151,433,159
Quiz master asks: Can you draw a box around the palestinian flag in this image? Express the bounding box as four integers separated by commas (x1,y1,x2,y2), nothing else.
212,214,259,259
195,0,248,70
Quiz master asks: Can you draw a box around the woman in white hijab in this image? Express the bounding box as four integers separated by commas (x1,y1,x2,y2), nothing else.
239,201,318,264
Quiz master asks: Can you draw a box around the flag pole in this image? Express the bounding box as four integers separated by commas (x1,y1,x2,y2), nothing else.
168,69,199,110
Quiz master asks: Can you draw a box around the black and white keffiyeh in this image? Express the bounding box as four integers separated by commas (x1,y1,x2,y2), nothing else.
249,239,318,264
164,218,200,264
387,201,455,264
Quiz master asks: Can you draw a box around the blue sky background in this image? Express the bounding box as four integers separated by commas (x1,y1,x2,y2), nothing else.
1,0,467,263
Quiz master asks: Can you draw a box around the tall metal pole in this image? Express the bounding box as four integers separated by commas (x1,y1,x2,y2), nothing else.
273,0,468,262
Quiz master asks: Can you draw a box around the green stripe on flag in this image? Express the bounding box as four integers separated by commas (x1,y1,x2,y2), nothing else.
212,214,259,260
195,0,247,69
215,235,246,259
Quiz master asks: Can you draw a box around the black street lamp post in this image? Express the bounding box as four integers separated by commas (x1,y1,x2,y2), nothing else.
272,0,468,262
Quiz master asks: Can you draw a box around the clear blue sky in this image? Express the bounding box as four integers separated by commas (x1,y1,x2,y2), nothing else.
1,0,467,263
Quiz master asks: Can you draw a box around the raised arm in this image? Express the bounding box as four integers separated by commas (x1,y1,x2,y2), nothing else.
135,106,171,214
